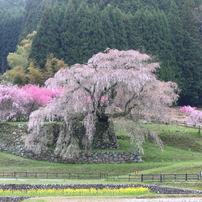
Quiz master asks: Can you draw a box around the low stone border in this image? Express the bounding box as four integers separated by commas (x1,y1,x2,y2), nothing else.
0,196,30,202
0,183,201,201
0,123,142,164
0,183,201,194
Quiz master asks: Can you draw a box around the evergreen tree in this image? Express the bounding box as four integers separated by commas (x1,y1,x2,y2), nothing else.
157,0,171,12
195,0,202,7
60,2,106,65
167,0,184,80
29,6,61,68
101,6,116,49
3,0,202,105
181,0,198,38
178,32,202,105
124,12,137,50
74,3,106,63
153,10,175,81
130,8,175,81
20,0,45,39
59,0,76,65
194,4,202,44
0,7,24,73
108,7,127,50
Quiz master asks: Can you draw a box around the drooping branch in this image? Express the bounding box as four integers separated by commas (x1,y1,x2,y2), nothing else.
26,49,179,157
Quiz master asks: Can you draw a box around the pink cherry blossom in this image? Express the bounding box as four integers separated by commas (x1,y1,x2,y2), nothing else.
27,49,179,156
0,84,62,121
180,106,202,133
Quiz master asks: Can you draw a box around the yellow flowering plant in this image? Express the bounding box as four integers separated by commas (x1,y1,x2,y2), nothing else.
0,187,150,196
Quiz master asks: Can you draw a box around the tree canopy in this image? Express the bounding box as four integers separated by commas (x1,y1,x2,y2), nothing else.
1,0,202,105
0,83,61,121
26,49,179,157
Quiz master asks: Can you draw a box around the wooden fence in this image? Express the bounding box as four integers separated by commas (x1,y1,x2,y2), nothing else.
170,120,197,128
0,172,201,182
107,173,201,182
0,172,103,180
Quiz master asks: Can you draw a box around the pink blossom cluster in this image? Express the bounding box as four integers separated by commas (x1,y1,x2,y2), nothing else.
0,84,61,121
180,106,202,127
26,49,179,156
179,105,196,113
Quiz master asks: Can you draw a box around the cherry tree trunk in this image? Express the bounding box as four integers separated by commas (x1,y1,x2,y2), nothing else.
92,121,119,149
43,119,119,158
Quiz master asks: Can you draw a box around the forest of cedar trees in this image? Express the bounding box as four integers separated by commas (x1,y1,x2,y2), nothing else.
0,0,202,106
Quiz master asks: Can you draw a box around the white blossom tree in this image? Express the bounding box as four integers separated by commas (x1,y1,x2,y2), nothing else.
26,49,179,157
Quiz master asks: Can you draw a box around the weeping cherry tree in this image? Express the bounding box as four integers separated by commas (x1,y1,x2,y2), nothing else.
26,49,179,158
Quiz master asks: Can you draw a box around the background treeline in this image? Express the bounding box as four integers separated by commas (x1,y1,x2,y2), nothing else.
0,0,26,73
1,0,202,106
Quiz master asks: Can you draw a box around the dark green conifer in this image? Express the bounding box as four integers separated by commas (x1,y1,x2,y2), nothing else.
181,0,198,38
167,0,184,77
59,0,76,65
101,6,116,49
108,7,128,50
178,32,202,105
29,6,61,68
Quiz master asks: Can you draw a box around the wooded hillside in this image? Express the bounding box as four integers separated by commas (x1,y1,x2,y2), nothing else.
1,0,202,106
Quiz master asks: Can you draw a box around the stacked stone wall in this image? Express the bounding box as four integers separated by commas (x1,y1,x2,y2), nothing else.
0,183,199,194
0,123,142,164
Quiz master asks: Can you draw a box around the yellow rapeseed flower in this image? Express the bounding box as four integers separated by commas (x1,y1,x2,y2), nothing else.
0,187,149,196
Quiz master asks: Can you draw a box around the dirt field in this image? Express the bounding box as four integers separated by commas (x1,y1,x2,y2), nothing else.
27,196,202,202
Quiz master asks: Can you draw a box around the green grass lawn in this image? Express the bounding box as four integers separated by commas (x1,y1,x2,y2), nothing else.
1,122,202,201
0,122,202,190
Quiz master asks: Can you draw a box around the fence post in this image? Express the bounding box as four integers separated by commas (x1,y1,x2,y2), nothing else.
160,174,163,183
186,174,188,181
141,174,143,182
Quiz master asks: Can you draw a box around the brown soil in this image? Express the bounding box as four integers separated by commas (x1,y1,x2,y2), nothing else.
169,107,186,123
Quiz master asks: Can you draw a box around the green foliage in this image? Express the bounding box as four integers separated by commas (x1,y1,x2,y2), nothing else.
0,4,25,73
30,6,61,68
1,0,202,105
2,120,202,186
4,31,67,85
20,0,51,40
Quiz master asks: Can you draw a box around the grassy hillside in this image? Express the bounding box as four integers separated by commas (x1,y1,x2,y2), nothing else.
0,122,201,175
1,121,202,192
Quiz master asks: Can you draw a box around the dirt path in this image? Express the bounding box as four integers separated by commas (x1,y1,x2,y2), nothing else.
27,196,202,202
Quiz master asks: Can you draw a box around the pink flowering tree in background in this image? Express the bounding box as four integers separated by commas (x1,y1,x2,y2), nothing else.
26,49,179,158
180,106,202,134
0,84,61,121
0,84,28,121
22,84,62,117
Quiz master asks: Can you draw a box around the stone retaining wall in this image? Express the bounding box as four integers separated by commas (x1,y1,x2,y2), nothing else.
0,196,30,202
0,183,201,194
0,123,142,164
22,150,142,164
0,183,201,197
0,184,201,201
